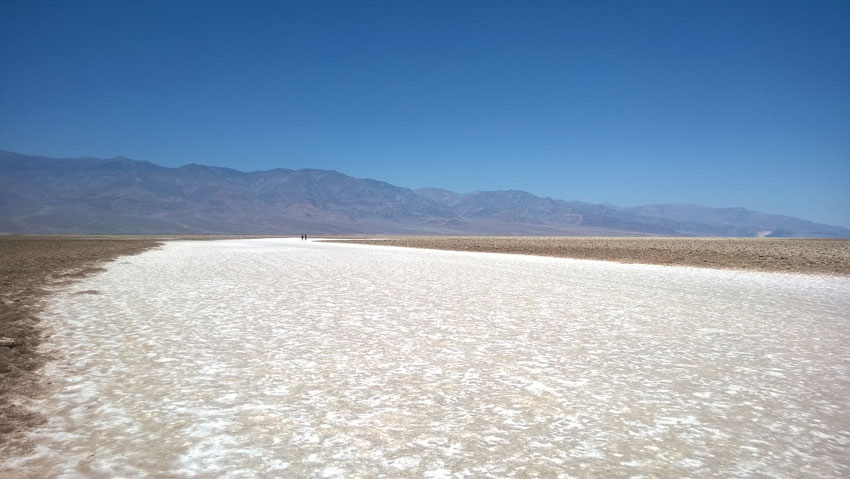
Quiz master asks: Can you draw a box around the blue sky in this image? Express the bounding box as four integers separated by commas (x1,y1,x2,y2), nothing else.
1,0,848,227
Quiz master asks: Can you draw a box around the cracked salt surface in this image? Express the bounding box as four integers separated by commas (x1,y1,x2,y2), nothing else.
4,238,850,478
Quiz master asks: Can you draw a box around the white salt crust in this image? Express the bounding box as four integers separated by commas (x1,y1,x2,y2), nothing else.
3,238,849,478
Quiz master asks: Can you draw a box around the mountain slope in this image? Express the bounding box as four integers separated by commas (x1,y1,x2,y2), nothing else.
625,204,848,237
0,151,457,234
1,151,847,237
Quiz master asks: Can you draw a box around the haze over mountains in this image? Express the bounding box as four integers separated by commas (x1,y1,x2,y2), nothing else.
1,151,847,237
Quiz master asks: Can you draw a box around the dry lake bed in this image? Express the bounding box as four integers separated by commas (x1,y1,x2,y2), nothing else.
2,237,850,477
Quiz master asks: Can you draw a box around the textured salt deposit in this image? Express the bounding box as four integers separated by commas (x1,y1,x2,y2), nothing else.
4,238,850,478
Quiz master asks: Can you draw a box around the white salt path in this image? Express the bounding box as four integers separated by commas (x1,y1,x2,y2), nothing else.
4,238,850,478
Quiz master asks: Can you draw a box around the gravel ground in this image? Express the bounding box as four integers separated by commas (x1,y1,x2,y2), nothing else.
327,236,850,276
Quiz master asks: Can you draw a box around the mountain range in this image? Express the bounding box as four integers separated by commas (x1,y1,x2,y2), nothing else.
1,151,847,237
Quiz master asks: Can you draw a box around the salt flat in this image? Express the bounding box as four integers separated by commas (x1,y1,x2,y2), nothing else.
5,238,850,478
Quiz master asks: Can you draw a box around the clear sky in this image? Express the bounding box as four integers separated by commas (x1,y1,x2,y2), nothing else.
1,0,848,227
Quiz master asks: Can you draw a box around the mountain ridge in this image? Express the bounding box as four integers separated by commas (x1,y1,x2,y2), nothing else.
1,151,847,237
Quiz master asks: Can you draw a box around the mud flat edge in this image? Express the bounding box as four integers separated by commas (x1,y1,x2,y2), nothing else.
0,236,167,456
325,236,850,276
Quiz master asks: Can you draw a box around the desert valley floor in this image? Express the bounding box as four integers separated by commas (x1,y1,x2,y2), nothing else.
3,238,850,477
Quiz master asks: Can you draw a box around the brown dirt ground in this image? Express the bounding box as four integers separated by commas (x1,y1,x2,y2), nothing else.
0,236,164,454
327,236,850,276
0,235,281,455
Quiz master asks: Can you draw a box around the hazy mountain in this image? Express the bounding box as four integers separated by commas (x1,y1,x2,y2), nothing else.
624,204,847,237
1,151,847,237
0,151,455,234
414,189,850,237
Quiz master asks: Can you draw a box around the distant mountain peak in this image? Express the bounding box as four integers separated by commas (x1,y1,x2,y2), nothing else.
0,151,847,237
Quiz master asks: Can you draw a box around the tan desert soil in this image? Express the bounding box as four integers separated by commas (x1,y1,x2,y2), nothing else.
328,236,850,276
0,236,165,455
